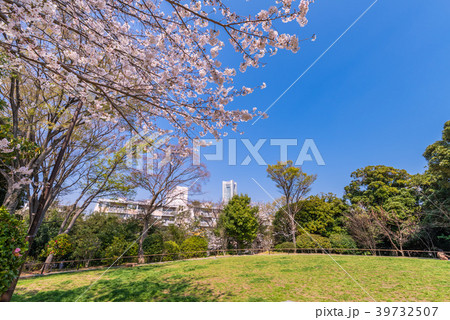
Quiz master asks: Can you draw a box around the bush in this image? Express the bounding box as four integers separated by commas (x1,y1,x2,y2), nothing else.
0,207,28,295
296,234,331,250
274,242,296,253
329,234,357,253
180,236,208,259
163,241,179,261
104,236,138,264
143,233,163,255
41,234,73,259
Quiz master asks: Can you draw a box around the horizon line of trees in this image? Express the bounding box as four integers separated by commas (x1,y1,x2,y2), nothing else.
2,119,448,297
18,119,448,269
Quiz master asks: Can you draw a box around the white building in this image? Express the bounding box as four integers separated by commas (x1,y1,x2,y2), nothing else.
166,186,189,207
93,187,219,228
222,180,237,203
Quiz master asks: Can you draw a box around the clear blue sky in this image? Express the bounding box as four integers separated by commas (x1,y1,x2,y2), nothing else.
192,0,450,203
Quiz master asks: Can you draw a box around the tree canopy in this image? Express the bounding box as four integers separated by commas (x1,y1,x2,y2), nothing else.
219,194,259,249
344,165,419,215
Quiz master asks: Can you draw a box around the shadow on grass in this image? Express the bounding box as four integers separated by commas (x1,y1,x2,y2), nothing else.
13,275,224,302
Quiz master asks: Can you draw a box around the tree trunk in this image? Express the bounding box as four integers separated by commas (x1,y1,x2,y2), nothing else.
399,243,404,257
41,253,55,274
0,271,20,302
138,218,149,264
2,188,22,215
290,214,297,254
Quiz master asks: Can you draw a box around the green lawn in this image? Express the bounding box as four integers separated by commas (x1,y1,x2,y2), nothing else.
13,254,449,302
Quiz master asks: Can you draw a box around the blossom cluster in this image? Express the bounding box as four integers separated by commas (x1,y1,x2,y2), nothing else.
0,0,313,141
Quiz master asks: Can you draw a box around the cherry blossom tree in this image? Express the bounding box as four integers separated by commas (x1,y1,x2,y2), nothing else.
0,0,315,300
0,0,313,139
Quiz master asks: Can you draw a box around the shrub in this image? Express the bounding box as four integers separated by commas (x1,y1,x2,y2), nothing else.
329,234,357,253
0,207,28,295
163,241,180,261
180,236,208,259
104,236,138,264
296,234,331,250
274,242,296,253
143,233,163,255
41,234,73,259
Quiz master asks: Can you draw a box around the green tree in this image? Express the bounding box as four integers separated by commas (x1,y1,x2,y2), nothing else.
69,212,140,260
419,120,450,249
70,232,101,266
344,165,420,252
272,194,346,244
267,161,316,251
344,165,416,210
296,193,346,237
219,194,259,249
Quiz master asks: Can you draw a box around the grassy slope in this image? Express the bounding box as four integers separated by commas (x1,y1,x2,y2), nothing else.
13,254,450,302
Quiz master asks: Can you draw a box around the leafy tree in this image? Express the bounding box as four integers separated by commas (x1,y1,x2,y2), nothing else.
219,194,259,249
27,210,62,260
424,120,450,194
70,212,140,260
273,193,346,244
419,120,450,249
164,225,188,246
267,161,317,251
71,232,101,266
344,165,417,210
344,165,421,252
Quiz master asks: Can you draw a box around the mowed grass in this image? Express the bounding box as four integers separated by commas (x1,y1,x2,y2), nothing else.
13,254,449,302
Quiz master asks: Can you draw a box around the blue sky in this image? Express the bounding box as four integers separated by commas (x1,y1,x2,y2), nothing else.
190,0,450,203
